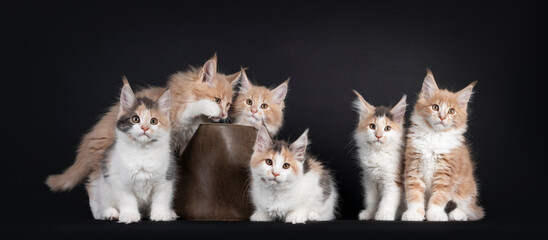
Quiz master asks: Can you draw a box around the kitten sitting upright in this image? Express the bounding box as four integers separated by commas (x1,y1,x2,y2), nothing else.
87,81,176,223
401,69,484,221
232,69,288,136
249,126,338,224
353,90,407,221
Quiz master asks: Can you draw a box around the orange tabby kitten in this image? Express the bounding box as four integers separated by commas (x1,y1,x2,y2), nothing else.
232,69,288,136
46,55,241,192
401,69,484,221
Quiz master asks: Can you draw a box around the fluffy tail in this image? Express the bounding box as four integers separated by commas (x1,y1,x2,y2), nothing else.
46,105,118,192
467,203,485,221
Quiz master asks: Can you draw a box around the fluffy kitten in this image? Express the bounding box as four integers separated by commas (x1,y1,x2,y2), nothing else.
232,69,288,136
46,55,241,192
87,82,176,223
353,90,407,221
401,69,484,221
249,126,338,224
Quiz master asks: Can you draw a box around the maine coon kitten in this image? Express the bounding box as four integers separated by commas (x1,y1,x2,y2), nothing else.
87,82,176,223
232,69,288,136
353,90,407,221
46,55,241,191
249,126,338,224
401,69,484,221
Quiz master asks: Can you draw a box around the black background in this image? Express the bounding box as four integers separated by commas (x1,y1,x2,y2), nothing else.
4,0,546,239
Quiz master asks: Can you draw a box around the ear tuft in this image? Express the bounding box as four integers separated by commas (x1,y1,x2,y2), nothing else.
390,94,407,124
120,82,137,113
290,129,309,162
253,126,273,152
199,58,217,85
156,89,171,117
420,68,439,99
352,90,375,119
271,79,289,104
456,81,477,107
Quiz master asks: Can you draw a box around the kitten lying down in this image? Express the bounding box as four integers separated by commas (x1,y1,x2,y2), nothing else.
249,126,338,224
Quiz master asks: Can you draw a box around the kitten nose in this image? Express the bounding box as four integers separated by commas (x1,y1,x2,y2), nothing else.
251,108,258,114
141,126,149,132
439,115,446,121
375,135,382,139
272,172,280,177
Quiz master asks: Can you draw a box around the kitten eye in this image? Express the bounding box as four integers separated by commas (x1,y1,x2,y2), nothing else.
150,118,158,125
432,104,440,111
246,99,253,105
283,163,291,169
131,116,140,123
214,97,221,104
369,123,376,130
260,103,268,109
384,126,391,131
265,159,273,166
448,108,456,114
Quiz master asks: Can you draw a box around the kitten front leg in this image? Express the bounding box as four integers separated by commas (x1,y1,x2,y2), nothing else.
358,179,378,220
401,169,426,221
150,180,177,221
113,188,141,224
425,167,456,222
285,209,308,224
375,183,401,221
250,210,273,222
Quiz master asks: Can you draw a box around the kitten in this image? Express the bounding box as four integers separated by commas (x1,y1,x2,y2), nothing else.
353,90,407,221
46,54,241,192
249,126,338,224
401,69,484,221
87,81,176,223
232,69,288,136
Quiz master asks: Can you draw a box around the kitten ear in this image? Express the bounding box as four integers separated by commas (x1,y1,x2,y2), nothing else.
119,78,137,113
254,125,273,152
290,129,309,162
420,68,439,99
198,55,217,86
390,94,407,124
225,68,244,87
156,89,171,117
352,90,375,119
238,69,253,94
271,79,289,104
456,81,477,108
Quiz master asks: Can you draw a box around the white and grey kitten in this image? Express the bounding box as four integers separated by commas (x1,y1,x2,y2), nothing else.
353,90,407,221
249,126,338,224
87,82,177,224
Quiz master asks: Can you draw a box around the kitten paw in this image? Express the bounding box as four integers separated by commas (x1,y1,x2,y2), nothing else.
250,211,272,222
401,209,425,221
358,209,375,220
103,207,119,220
375,210,396,221
150,209,177,221
307,211,320,221
285,211,308,224
118,211,141,224
426,207,448,221
448,208,468,221
201,101,222,119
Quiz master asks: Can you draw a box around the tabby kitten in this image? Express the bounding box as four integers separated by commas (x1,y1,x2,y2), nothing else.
249,126,338,224
401,69,484,221
353,90,407,221
87,81,176,223
46,55,241,192
232,69,288,136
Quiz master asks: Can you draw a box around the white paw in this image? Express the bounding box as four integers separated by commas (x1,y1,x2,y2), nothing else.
118,211,141,224
285,211,308,224
201,100,221,118
375,210,396,221
103,207,119,220
307,211,320,221
401,209,425,221
426,207,449,221
358,209,375,220
150,209,177,222
449,208,468,221
250,211,272,222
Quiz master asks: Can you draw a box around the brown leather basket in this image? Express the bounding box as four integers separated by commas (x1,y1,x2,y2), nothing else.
174,123,256,221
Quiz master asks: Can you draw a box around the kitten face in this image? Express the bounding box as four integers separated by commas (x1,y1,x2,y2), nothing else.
117,83,171,144
250,127,308,186
415,69,476,132
188,55,241,121
353,90,406,148
233,70,288,133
